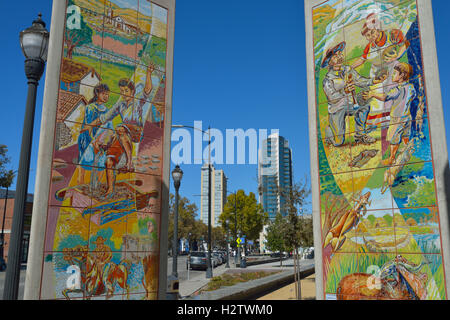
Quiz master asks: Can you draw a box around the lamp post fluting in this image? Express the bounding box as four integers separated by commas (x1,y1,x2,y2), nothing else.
171,165,183,280
3,14,49,300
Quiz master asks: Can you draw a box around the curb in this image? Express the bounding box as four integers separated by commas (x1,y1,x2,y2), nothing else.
236,257,289,268
186,264,315,300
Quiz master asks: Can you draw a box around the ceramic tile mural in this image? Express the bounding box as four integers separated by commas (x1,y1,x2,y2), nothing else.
313,0,447,300
40,0,168,300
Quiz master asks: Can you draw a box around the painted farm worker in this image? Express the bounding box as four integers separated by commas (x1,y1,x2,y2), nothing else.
363,62,416,166
322,41,386,146
77,83,111,186
92,236,113,276
98,64,155,197
351,13,410,128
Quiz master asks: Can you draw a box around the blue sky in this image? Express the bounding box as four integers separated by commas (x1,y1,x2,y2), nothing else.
1,0,449,218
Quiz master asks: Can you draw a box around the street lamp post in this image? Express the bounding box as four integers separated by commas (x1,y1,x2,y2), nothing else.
172,124,213,279
206,131,213,278
171,165,183,279
225,221,230,268
234,192,240,266
3,14,49,300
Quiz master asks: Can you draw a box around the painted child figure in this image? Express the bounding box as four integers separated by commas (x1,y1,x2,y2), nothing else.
364,62,416,166
96,64,156,197
77,84,111,186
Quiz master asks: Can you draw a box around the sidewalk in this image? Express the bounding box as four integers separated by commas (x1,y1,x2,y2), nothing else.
257,273,316,300
180,257,314,299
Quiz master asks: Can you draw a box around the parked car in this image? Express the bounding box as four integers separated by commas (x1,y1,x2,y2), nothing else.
187,251,208,270
219,251,227,264
211,254,219,268
212,252,222,265
270,252,286,258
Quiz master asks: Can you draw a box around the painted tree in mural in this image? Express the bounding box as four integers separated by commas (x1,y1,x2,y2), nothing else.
65,0,93,59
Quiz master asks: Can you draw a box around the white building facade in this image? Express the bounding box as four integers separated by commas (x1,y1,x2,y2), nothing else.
200,165,227,228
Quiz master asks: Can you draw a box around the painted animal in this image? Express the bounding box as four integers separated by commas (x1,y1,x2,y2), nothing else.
103,259,131,299
62,246,131,300
349,149,378,168
336,255,429,300
323,192,371,251
62,247,105,299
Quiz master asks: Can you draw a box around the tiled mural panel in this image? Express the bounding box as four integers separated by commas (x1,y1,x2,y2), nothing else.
313,0,447,299
41,0,168,300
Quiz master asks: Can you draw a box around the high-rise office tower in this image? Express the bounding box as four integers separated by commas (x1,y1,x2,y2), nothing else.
258,133,293,220
200,164,227,227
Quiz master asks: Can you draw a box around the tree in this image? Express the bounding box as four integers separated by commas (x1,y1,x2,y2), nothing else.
275,177,312,247
191,220,207,251
1,145,15,270
265,212,288,266
275,177,312,300
211,226,226,249
219,190,268,249
65,0,93,59
167,194,199,252
0,145,15,189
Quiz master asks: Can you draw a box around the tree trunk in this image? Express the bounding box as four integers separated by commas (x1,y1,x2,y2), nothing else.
293,250,298,300
66,45,74,59
296,248,302,300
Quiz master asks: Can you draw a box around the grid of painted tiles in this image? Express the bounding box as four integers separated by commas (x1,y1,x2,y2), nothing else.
40,0,168,300
312,0,446,300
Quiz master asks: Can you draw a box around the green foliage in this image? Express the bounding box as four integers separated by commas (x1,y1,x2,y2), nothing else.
204,271,279,292
0,145,15,188
219,190,268,243
406,178,436,207
168,194,200,250
272,178,313,250
366,214,376,226
265,212,288,254
65,0,94,58
383,214,393,227
138,35,167,69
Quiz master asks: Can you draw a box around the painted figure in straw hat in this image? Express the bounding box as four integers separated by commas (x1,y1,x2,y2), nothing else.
322,41,386,147
352,13,410,128
92,236,113,277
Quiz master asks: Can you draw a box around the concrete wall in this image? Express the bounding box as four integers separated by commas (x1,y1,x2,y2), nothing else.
24,0,176,300
305,0,450,300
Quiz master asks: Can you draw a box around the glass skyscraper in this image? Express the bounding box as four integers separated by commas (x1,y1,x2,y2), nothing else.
258,133,293,220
